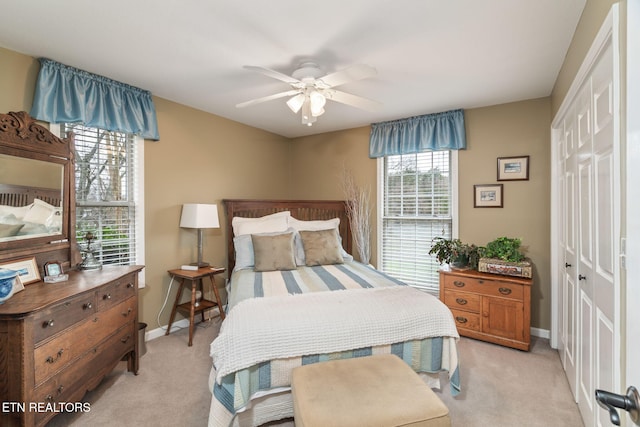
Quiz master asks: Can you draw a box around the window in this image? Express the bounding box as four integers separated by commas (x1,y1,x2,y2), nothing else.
378,151,457,294
61,124,144,277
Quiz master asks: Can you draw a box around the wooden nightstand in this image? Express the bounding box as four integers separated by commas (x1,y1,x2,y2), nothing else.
166,267,226,346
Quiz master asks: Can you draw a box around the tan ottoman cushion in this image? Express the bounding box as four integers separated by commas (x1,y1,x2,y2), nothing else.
291,354,451,427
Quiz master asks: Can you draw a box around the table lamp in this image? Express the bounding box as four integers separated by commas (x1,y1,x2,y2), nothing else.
180,204,220,267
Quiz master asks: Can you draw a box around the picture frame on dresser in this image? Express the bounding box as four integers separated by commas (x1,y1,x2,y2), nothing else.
0,256,41,284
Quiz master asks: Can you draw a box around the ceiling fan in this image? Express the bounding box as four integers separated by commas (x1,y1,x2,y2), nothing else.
236,61,381,126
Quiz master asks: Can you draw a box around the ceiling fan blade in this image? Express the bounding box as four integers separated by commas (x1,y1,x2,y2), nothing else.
243,65,301,85
325,90,382,112
317,64,377,88
236,89,301,108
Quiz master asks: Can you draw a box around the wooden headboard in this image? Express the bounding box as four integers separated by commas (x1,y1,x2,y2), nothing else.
0,183,62,208
223,199,352,274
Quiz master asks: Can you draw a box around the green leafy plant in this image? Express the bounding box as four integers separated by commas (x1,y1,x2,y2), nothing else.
429,237,480,269
479,237,526,262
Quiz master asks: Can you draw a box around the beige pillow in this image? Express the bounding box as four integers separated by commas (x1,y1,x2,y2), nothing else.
251,232,297,272
299,229,345,266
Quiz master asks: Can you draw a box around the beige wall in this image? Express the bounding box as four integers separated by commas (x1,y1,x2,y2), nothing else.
290,99,553,330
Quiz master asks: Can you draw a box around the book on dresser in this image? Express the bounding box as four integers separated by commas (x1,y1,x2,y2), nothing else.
439,266,532,351
0,265,144,427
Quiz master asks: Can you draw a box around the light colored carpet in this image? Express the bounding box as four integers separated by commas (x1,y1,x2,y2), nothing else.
47,319,583,427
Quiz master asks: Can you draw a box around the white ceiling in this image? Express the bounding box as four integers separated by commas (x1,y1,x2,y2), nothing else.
0,0,585,139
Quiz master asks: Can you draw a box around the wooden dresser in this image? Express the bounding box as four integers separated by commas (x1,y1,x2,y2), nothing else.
439,267,532,351
0,265,143,427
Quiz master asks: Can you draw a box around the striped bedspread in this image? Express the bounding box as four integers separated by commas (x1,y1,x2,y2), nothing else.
208,261,460,427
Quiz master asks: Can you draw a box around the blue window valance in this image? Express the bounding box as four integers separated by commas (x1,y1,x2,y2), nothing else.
369,109,466,158
31,58,160,140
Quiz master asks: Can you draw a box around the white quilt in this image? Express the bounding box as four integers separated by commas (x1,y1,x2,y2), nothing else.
210,285,459,382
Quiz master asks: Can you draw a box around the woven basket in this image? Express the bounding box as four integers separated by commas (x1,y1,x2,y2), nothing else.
478,257,532,278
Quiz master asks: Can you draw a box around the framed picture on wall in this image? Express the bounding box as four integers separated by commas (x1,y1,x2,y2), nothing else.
497,155,529,181
474,184,503,208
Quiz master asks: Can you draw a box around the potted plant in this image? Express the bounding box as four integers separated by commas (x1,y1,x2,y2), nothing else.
429,237,480,270
477,237,532,278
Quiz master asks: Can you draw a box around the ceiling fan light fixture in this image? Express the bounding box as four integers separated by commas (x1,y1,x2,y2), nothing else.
309,90,326,117
286,93,305,113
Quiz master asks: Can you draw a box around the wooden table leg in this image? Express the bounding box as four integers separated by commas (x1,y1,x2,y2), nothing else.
188,279,196,346
166,278,186,335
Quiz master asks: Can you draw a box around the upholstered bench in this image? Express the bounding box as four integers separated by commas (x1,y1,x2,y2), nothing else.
291,354,451,427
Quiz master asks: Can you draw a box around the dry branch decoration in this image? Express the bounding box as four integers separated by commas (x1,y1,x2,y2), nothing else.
340,167,371,264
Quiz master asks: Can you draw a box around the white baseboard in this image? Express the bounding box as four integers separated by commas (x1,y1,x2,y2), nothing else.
531,327,550,339
145,307,221,342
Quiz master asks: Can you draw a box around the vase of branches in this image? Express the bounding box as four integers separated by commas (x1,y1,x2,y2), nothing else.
341,168,371,264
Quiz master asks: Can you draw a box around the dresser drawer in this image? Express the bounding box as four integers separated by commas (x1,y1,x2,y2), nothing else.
96,274,137,311
450,309,481,332
444,290,481,313
33,323,134,425
443,275,523,300
33,292,96,344
34,298,136,385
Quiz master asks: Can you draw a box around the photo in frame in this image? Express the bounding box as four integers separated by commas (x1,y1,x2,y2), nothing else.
0,256,41,285
497,155,529,181
474,184,504,208
44,261,63,277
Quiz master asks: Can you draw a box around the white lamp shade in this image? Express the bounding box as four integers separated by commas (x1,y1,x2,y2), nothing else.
180,204,220,229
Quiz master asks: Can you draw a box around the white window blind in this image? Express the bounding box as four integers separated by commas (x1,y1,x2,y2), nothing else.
381,151,453,294
63,124,138,266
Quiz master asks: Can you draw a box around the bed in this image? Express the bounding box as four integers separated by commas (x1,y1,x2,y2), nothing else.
208,199,460,427
0,183,63,239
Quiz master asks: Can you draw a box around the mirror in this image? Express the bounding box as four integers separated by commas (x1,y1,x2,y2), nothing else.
0,153,65,242
0,111,75,264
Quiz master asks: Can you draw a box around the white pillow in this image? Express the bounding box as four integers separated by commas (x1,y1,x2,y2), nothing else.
287,216,340,231
232,211,290,237
23,199,56,224
0,204,32,220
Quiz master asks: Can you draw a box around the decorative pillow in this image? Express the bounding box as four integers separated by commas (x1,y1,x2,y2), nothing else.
0,223,25,237
44,209,62,232
287,217,353,264
299,229,345,266
251,232,297,272
23,199,56,224
232,211,290,237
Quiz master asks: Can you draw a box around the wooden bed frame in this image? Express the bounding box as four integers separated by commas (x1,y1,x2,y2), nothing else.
0,183,63,208
223,199,352,274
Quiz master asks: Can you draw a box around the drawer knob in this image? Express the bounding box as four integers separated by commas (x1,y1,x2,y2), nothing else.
57,385,64,394
579,274,587,281
121,335,131,344
453,280,465,288
455,316,468,324
127,283,134,288
46,349,64,364
83,302,93,310
43,319,55,328
122,308,132,317
455,298,468,305
45,394,54,402
498,287,512,295
103,293,112,300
